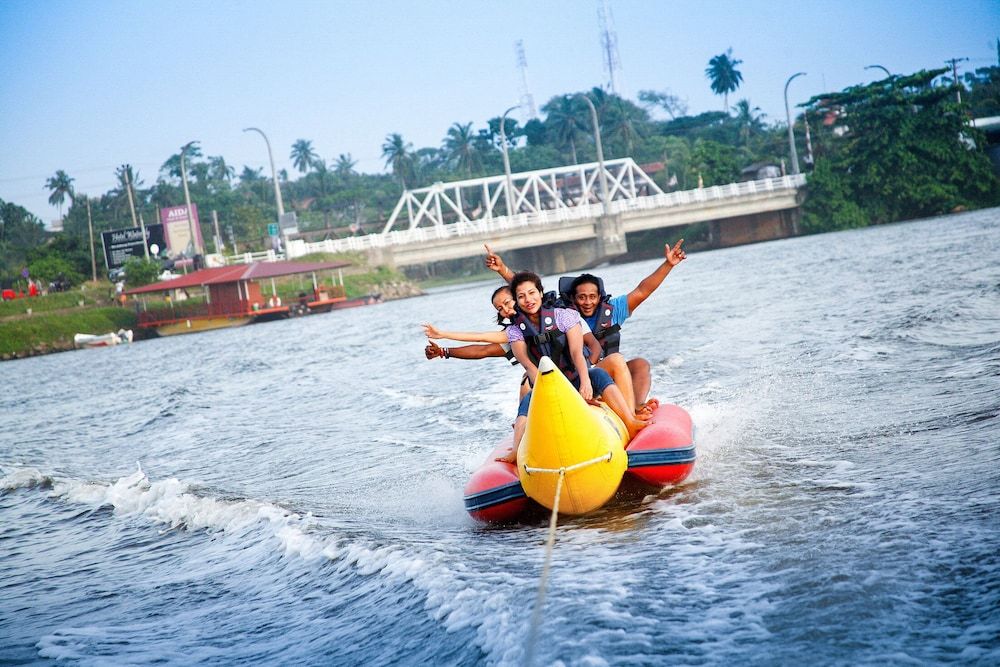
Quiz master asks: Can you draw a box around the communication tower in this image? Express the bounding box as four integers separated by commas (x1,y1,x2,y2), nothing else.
598,0,623,95
515,40,538,119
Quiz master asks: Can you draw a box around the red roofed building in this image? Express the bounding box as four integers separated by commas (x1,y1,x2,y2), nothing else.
125,260,370,336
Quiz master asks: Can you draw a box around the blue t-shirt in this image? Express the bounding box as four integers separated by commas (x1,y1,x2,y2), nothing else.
582,293,630,332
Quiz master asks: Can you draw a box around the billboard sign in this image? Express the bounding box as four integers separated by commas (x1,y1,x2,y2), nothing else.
160,204,204,257
101,224,166,271
278,211,298,234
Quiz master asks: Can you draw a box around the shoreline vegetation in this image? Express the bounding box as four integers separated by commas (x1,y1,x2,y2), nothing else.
2,64,998,359
0,258,422,361
4,65,997,293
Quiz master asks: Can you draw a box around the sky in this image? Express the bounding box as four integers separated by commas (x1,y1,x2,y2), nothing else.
1,0,997,224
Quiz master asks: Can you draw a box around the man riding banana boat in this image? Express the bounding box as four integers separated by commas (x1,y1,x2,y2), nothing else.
423,241,695,521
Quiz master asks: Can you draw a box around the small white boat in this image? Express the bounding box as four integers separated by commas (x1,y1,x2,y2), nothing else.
74,329,134,349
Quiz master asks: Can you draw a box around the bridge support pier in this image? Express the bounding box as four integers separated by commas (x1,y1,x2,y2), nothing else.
508,214,628,276
365,245,396,270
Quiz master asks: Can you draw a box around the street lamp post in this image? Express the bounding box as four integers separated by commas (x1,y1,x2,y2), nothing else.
243,127,287,254
84,195,97,281
179,141,201,256
574,93,609,215
784,72,806,176
499,104,520,218
865,64,892,78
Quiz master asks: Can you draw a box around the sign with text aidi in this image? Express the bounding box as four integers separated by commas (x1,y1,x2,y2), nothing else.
159,204,204,257
101,224,166,271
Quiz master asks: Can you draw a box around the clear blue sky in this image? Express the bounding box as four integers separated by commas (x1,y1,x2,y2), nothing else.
1,0,997,224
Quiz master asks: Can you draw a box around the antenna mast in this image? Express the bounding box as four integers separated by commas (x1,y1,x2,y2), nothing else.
598,0,623,95
515,40,538,119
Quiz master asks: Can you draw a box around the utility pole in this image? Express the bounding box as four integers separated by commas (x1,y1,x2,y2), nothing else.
85,196,97,281
212,210,224,254
803,109,814,168
180,141,200,257
945,57,969,104
121,164,148,260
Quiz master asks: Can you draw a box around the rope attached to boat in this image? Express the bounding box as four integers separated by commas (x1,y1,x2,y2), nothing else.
523,450,612,666
523,451,612,476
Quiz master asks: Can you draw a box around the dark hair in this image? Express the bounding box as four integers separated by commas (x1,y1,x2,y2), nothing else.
491,285,510,302
570,273,602,298
492,285,512,326
510,271,543,295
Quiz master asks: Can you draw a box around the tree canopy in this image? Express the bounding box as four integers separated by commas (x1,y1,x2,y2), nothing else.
4,63,998,283
801,68,1000,231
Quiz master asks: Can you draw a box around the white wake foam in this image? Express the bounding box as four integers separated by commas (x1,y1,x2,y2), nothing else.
2,463,529,664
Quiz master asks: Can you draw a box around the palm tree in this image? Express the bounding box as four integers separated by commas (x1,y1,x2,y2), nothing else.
443,122,481,176
107,165,141,224
605,97,649,157
290,139,318,173
160,142,202,180
542,96,588,163
334,153,357,176
705,48,744,112
209,156,235,182
45,170,75,218
239,166,266,202
732,99,766,148
381,133,415,188
637,89,688,119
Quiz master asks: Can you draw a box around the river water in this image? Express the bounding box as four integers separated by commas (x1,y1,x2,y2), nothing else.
2,208,998,666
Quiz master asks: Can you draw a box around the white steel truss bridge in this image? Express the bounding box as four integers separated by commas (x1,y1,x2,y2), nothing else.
228,160,807,270
380,157,662,233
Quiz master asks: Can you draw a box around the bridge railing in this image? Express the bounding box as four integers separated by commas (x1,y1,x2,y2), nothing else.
224,249,282,265
278,174,806,259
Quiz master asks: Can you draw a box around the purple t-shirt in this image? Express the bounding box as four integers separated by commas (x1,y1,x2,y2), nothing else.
506,307,581,343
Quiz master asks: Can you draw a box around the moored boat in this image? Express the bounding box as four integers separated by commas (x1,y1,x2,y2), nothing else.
73,329,134,349
463,356,695,523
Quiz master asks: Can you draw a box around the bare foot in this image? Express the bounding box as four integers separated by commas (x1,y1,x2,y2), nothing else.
640,398,660,412
635,404,654,420
625,417,649,439
495,451,516,464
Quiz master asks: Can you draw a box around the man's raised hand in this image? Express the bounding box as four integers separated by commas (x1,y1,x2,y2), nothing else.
665,239,687,267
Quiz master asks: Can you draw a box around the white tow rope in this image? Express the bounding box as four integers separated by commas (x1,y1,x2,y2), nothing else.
523,451,612,666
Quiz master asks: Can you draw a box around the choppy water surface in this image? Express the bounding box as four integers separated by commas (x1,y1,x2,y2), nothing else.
2,209,998,666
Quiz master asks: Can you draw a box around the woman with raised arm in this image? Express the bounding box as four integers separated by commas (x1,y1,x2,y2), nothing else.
422,286,640,412
501,271,647,463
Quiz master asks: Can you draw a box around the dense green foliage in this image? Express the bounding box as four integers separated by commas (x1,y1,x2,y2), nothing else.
802,69,1000,232
121,257,163,287
3,62,999,285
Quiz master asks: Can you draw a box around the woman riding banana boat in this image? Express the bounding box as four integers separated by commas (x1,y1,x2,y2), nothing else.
423,240,694,520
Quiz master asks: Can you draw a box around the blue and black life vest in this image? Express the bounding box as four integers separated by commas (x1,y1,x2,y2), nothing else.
558,275,621,356
510,306,579,381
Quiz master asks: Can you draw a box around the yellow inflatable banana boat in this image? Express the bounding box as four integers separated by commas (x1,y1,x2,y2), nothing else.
521,357,630,514
464,356,696,522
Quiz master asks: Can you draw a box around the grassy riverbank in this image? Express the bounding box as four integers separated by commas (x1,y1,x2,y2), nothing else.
0,258,420,361
0,306,137,359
